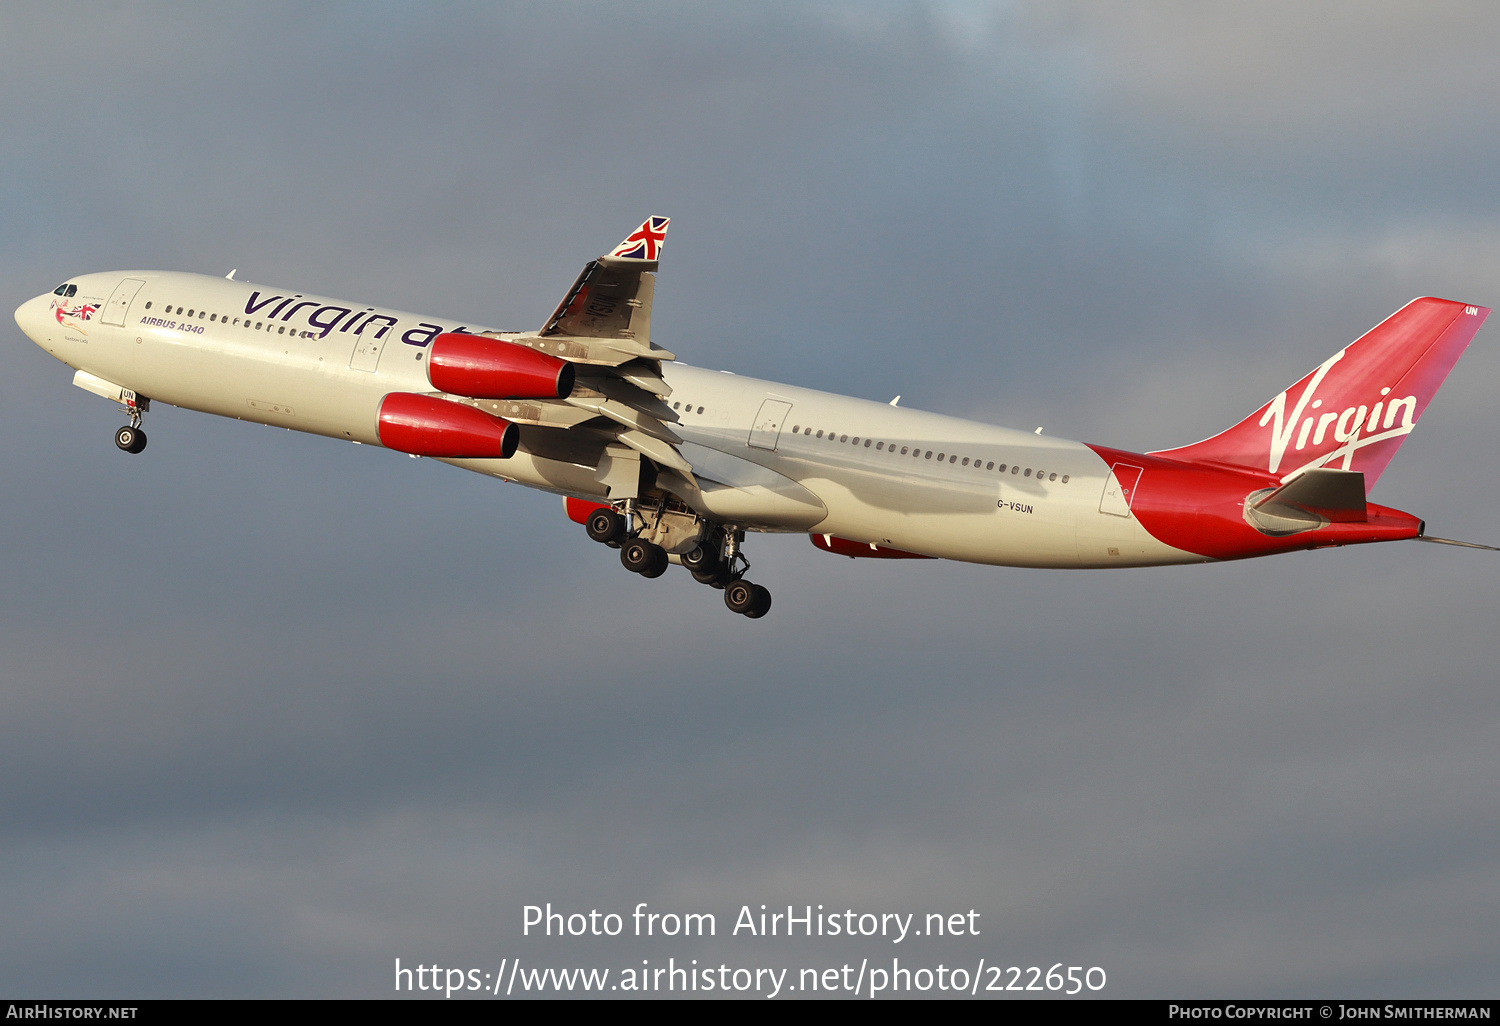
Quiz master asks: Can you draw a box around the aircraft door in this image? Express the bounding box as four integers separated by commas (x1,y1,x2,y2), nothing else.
748,398,793,451
1099,463,1143,516
349,323,390,372
101,278,146,326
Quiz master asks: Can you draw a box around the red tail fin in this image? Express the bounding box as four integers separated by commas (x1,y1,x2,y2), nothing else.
1155,298,1488,487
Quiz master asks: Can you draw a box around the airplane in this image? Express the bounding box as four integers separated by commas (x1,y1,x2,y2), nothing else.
14,217,1496,619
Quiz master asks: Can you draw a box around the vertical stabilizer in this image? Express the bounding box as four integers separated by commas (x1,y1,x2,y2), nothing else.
1154,298,1488,487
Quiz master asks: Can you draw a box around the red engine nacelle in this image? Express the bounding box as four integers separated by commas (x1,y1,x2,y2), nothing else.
427,333,574,400
377,392,519,459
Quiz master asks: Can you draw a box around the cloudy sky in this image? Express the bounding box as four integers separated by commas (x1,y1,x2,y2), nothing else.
3,1,1498,998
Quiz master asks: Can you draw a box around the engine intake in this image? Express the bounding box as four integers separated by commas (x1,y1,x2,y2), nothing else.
427,333,574,400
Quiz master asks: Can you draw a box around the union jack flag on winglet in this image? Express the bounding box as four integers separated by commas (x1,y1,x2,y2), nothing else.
608,216,670,261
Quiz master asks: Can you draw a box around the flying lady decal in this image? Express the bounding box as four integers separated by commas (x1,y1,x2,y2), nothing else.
52,299,99,335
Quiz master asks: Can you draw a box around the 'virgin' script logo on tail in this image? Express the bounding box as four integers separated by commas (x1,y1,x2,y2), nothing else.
1260,349,1418,478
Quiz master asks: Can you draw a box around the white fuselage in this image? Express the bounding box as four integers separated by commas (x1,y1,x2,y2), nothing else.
16,271,1198,569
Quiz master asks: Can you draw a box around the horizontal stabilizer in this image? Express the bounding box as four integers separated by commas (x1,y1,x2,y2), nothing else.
1253,468,1367,523
1244,468,1367,536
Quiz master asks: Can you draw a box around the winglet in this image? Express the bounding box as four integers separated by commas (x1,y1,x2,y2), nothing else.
608,217,670,261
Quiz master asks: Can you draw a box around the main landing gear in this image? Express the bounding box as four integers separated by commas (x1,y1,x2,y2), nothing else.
113,392,150,454
582,505,772,618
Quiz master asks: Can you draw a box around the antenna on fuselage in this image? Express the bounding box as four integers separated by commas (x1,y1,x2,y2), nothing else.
225,269,237,280
889,396,900,406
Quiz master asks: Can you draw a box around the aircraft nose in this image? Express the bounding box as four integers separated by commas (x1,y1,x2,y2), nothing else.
14,294,52,345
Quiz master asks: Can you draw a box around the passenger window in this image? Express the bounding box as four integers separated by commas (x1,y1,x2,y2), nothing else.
199,311,206,319
1025,468,1032,477
961,457,969,466
697,406,704,414
279,325,286,334
925,451,933,459
876,441,884,450
1061,475,1070,483
176,307,184,315
144,302,152,310
1049,473,1057,481
256,322,262,329
815,430,823,438
840,434,848,443
864,439,872,448
851,437,859,445
187,309,194,317
986,462,994,470
900,447,908,455
791,424,799,432
936,453,945,461
210,313,216,321
949,455,957,463
1011,466,1020,474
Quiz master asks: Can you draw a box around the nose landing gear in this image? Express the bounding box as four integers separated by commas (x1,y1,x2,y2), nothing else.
113,391,150,454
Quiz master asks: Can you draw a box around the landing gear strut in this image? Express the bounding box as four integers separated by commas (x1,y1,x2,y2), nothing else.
113,391,149,454
697,529,771,618
579,503,773,617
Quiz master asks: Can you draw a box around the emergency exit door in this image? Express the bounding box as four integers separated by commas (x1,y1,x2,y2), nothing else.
748,398,793,451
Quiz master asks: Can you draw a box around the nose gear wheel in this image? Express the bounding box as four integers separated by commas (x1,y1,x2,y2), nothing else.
114,425,147,454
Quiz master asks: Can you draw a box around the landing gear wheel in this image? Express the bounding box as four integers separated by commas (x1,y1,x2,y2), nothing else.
640,546,669,578
743,584,772,619
586,509,626,545
621,538,668,577
692,567,732,588
114,425,147,454
681,543,717,572
724,579,757,614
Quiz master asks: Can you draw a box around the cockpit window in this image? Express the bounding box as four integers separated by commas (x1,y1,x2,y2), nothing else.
52,284,77,297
